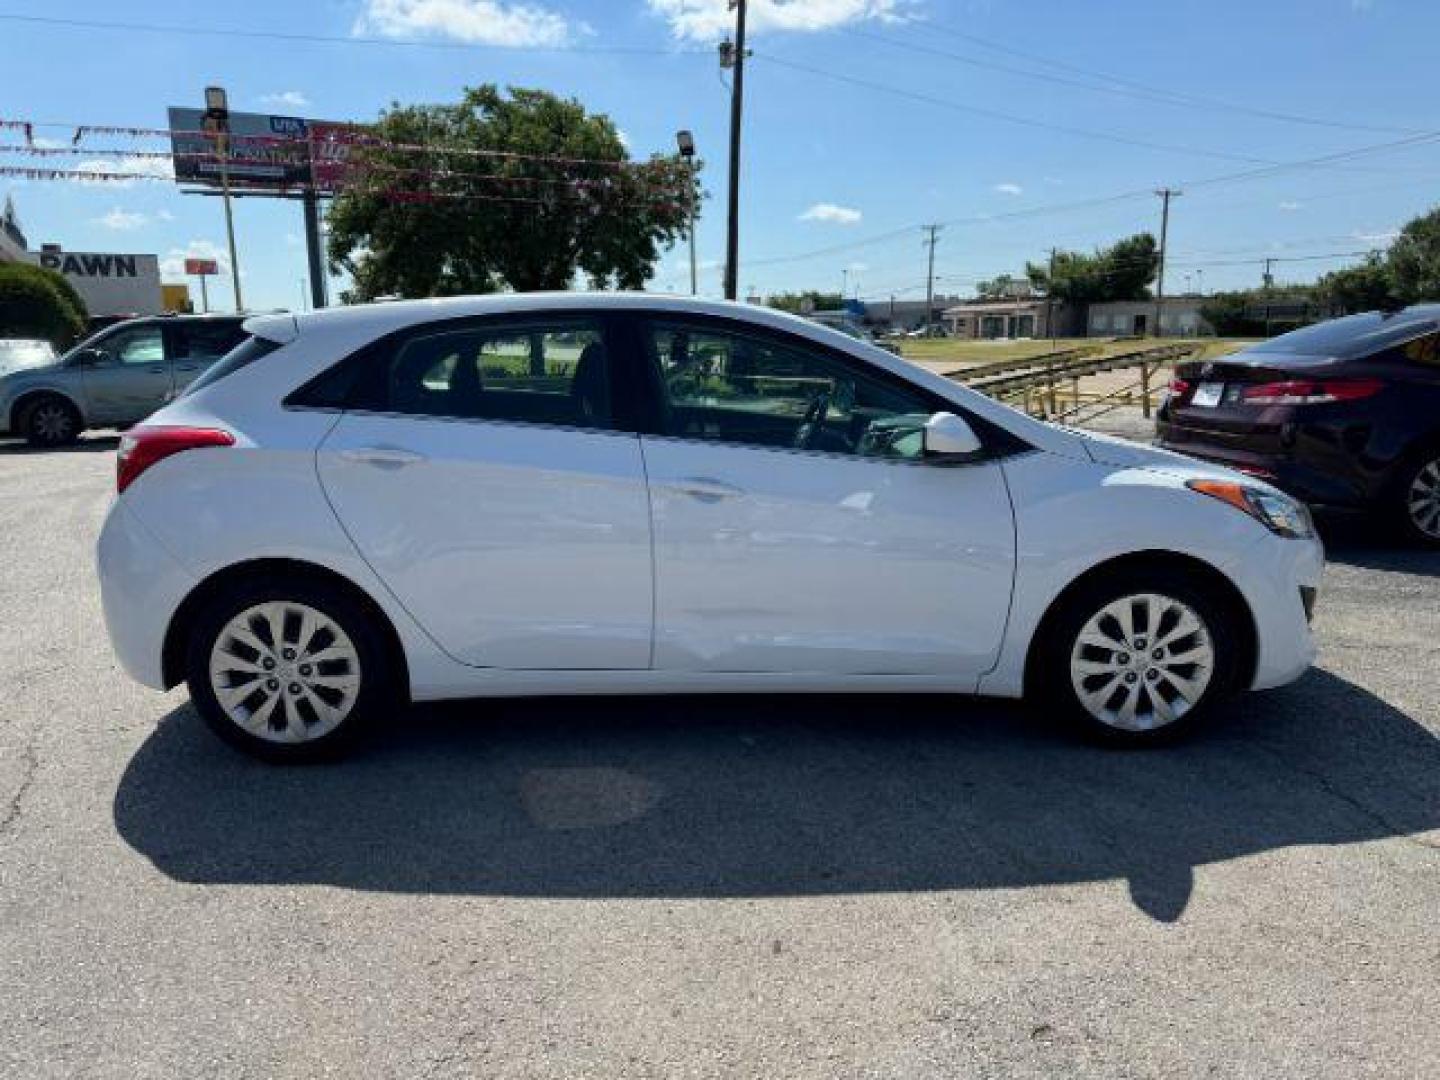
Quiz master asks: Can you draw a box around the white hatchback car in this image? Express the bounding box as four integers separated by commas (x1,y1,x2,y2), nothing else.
97,294,1322,761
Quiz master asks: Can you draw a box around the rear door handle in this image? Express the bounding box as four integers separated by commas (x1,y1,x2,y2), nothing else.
148,366,166,375
665,476,745,502
339,446,428,469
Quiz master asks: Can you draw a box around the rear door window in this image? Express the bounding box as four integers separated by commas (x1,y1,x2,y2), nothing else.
179,335,281,398
349,320,613,430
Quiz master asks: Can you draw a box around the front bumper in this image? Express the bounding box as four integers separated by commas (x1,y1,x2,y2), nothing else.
96,497,197,690
1223,531,1324,691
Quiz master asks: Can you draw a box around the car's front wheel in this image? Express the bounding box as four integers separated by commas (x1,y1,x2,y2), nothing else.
21,395,82,447
185,576,396,762
1037,574,1242,746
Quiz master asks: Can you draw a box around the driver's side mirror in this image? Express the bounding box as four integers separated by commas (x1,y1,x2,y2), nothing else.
68,347,105,368
923,411,983,461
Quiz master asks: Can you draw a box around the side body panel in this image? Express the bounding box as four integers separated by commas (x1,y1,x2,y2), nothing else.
641,436,1016,677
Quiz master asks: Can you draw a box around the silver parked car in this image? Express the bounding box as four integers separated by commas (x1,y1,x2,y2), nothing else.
0,315,246,446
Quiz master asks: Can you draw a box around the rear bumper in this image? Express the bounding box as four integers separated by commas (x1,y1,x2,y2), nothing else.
96,498,196,690
1157,421,1370,509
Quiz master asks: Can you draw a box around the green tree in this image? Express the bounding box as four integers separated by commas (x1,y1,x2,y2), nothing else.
0,262,87,346
1026,233,1159,304
1385,206,1440,304
327,85,696,299
1314,254,1397,314
975,273,1023,299
766,290,844,314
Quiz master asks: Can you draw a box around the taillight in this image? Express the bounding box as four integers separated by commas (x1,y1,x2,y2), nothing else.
1240,378,1385,406
1167,378,1192,399
116,425,234,493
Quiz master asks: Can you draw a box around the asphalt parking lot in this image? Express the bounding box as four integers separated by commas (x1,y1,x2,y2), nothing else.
2,434,1438,1078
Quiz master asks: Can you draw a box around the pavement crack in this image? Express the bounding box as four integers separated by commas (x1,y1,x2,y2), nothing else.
1255,741,1440,854
0,729,39,840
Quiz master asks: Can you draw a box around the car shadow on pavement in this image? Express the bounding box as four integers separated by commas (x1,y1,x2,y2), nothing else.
0,435,120,456
113,669,1440,923
1317,512,1440,576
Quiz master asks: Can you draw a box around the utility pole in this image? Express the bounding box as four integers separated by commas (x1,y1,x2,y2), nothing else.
203,86,244,312
1263,256,1276,338
1152,188,1180,340
923,223,942,337
841,267,849,300
1046,246,1057,345
721,0,748,302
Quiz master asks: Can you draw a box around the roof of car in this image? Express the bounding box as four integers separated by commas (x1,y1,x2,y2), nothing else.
277,292,818,338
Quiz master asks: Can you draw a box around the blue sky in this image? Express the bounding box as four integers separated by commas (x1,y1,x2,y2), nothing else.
1,0,1436,311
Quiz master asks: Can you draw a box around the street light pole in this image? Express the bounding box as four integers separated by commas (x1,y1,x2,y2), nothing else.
721,0,748,302
676,130,698,296
204,86,244,312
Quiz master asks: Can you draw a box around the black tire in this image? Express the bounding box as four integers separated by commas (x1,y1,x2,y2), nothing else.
21,395,82,447
1031,570,1244,748
1390,447,1440,549
185,574,397,763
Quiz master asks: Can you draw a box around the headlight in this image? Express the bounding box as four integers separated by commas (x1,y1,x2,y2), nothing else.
1186,479,1315,538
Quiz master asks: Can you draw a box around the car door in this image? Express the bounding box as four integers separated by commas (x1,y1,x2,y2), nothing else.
316,314,653,670
79,323,172,425
166,320,246,397
630,314,1017,677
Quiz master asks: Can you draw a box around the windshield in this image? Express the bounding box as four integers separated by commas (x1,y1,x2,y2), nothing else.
0,340,56,375
1250,310,1440,359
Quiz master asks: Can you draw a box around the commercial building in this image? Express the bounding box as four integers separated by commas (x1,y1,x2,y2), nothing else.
941,298,1082,340
1087,297,1212,337
0,196,27,262
28,244,163,318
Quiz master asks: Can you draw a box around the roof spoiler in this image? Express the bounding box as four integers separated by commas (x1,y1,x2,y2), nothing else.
241,312,300,344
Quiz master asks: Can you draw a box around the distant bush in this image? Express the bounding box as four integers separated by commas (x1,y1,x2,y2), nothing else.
0,262,87,346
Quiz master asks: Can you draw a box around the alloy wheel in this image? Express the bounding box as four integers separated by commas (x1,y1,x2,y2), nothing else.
1406,458,1440,539
1069,592,1215,732
31,403,74,443
207,601,362,744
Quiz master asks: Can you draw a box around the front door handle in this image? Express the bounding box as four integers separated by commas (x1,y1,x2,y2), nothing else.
148,366,166,375
339,446,428,469
665,476,745,502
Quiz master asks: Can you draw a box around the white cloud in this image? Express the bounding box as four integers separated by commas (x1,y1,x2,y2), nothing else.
1278,200,1303,211
648,0,904,41
846,261,868,273
75,157,175,188
1042,175,1064,186
156,208,175,222
259,90,312,109
1352,228,1399,245
616,129,632,150
93,208,149,231
799,201,862,225
160,239,231,281
993,181,1023,196
355,0,572,46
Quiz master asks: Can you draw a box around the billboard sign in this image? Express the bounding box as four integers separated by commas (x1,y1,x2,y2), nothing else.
167,107,360,193
184,257,219,275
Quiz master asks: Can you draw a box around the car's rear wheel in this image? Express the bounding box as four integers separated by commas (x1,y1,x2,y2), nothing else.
185,576,395,762
1395,450,1440,548
21,395,81,447
1036,574,1242,746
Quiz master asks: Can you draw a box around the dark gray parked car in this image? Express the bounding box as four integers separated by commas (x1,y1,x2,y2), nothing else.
0,315,246,446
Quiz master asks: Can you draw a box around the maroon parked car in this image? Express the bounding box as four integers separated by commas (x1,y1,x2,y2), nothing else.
1157,306,1440,547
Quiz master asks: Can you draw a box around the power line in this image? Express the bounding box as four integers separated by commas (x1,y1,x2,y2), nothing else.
744,128,1440,269
884,13,1417,137
751,53,1275,166
0,12,704,55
